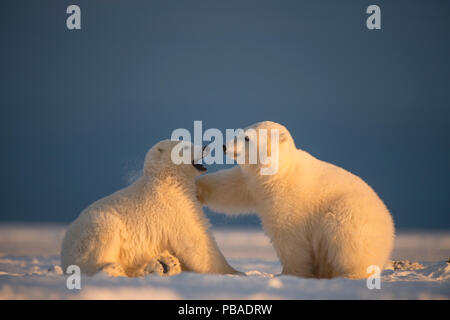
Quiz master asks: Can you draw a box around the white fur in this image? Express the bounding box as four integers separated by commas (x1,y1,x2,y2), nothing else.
61,140,238,277
197,121,395,279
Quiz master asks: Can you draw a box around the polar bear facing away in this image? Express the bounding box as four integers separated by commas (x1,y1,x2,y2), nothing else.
61,140,239,277
197,121,395,279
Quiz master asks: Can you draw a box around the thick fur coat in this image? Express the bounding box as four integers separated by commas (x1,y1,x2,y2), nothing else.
197,121,395,279
61,140,238,277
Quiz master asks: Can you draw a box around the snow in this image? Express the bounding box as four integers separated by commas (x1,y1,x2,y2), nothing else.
0,224,449,299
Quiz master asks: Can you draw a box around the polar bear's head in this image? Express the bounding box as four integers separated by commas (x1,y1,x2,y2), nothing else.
144,140,209,178
223,121,295,175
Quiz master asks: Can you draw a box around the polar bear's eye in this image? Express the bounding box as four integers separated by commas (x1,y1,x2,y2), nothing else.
157,148,163,153
245,136,250,142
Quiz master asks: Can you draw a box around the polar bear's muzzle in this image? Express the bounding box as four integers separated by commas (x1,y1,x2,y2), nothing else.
192,161,207,172
191,145,209,172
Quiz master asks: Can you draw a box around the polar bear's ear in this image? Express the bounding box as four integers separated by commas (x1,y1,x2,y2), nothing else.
152,147,163,160
279,131,288,143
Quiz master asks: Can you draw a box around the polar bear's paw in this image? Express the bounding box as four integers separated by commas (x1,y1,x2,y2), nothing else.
144,259,165,276
102,262,127,277
158,254,182,276
144,254,182,276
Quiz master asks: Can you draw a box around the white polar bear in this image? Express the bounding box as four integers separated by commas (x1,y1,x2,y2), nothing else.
196,121,395,279
61,140,239,277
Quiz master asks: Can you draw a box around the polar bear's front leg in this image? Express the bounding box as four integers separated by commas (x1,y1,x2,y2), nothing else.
196,166,255,215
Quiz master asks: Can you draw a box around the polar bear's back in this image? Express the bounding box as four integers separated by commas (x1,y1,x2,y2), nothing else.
60,179,164,274
60,175,210,275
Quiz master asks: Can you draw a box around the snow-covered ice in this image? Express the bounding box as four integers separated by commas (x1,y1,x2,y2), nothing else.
0,224,449,299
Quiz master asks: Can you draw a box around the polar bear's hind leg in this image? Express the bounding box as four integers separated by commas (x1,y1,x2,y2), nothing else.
82,216,126,276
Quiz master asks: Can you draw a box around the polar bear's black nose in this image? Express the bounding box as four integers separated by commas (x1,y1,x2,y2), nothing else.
223,145,227,153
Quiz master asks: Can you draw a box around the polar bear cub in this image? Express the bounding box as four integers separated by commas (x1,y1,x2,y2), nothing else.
197,121,395,279
61,140,239,277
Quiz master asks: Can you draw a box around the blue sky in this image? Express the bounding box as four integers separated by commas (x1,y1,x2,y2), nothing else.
1,1,449,228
